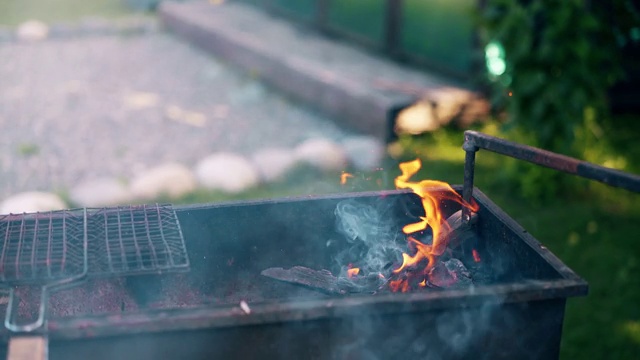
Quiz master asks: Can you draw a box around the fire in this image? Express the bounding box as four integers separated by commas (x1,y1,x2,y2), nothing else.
347,267,360,278
389,159,479,292
340,172,354,185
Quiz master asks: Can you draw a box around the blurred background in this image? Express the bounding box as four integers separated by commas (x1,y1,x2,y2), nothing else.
0,0,639,358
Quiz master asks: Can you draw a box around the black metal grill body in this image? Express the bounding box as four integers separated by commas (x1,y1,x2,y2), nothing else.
0,189,587,360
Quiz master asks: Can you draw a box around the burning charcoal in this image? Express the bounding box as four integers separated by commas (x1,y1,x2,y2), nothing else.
444,258,471,280
349,272,389,294
427,259,472,289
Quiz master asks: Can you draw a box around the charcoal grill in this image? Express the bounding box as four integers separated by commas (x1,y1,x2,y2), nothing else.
1,132,639,360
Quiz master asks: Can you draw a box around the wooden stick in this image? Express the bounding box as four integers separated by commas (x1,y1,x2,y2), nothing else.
7,336,48,360
261,266,384,295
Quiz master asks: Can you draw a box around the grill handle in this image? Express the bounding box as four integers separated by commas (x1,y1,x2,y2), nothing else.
461,130,640,213
5,286,48,333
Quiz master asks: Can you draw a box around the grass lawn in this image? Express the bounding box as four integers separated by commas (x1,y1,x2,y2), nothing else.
0,0,133,26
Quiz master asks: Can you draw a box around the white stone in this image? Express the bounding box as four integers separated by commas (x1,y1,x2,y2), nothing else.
251,148,299,182
130,163,197,200
69,178,131,207
394,100,439,135
195,153,260,193
16,20,49,42
342,136,386,171
294,138,348,172
0,192,66,214
123,91,159,110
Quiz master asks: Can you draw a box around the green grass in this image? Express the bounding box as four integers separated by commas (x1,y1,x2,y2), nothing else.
0,0,133,26
16,143,40,157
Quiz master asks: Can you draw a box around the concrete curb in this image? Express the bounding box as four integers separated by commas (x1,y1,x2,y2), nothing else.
0,18,159,44
159,1,420,142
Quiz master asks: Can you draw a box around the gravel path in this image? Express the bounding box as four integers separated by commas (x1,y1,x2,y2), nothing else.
0,28,354,198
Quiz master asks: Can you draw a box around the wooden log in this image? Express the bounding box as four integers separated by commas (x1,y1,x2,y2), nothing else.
261,266,384,295
440,210,479,251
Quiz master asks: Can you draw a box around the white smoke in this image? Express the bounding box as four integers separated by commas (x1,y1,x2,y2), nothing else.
333,198,408,275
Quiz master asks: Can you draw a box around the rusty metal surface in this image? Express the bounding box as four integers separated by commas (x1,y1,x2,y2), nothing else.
462,149,477,221
463,130,640,193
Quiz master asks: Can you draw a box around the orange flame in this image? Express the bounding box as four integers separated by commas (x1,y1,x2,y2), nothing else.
340,172,354,185
347,267,360,278
389,159,478,292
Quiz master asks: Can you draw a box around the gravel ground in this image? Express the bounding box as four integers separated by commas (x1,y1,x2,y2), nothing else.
0,29,354,198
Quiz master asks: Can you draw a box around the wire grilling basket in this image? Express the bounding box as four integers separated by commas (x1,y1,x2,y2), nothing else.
0,204,189,332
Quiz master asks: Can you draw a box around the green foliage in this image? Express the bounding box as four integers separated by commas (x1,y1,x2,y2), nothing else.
17,143,40,157
478,0,627,199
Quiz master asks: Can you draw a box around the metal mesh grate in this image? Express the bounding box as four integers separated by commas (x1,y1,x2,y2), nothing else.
86,203,189,276
0,209,87,285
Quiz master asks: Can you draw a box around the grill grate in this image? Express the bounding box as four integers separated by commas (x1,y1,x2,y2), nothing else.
0,203,189,332
0,209,87,285
86,203,189,276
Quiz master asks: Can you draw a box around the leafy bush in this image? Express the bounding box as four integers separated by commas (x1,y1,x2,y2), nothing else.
477,0,628,199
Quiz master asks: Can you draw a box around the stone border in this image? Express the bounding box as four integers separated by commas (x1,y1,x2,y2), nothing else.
158,1,489,143
159,1,411,142
0,136,386,213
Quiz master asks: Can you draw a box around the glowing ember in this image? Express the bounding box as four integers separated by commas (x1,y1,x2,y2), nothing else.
340,172,354,185
347,267,360,278
472,249,481,263
389,159,478,292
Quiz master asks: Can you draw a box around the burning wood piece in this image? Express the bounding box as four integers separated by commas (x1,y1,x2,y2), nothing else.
261,266,384,295
427,258,472,289
440,210,478,250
